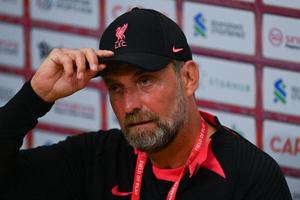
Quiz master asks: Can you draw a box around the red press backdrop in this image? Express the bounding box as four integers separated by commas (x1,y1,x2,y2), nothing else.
0,0,299,197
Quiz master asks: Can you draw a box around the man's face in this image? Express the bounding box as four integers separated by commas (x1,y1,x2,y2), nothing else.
103,63,187,152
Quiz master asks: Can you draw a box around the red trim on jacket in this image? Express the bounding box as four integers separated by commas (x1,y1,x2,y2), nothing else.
152,111,226,182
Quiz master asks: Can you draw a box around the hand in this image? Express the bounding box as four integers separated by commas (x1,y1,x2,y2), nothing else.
31,48,113,103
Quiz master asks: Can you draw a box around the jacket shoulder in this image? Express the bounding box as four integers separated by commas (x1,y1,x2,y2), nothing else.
211,128,292,200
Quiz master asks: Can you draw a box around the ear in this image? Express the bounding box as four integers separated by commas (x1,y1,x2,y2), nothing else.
180,60,199,97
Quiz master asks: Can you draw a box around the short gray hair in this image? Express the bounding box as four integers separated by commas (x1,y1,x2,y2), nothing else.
171,60,185,76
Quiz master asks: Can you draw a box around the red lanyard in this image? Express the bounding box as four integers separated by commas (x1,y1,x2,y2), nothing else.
131,119,208,200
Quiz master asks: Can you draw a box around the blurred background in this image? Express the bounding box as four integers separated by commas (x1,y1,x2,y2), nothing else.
0,0,299,198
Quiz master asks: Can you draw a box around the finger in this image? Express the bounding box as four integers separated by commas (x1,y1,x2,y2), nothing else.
95,50,113,72
98,63,107,71
85,68,99,81
58,54,75,82
95,50,114,58
50,49,75,79
75,65,99,89
60,48,76,60
73,50,87,80
61,48,87,80
81,48,99,71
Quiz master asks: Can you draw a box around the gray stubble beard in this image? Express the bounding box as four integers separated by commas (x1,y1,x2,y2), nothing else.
122,80,187,153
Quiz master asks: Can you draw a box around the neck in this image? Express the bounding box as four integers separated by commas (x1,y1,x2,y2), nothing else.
148,108,216,169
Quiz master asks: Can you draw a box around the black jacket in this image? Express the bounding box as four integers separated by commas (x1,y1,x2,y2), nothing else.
0,82,292,200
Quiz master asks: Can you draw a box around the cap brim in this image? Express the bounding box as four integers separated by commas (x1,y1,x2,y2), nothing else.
96,52,172,76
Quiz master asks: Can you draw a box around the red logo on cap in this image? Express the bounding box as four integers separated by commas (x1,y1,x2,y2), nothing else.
115,23,128,49
172,45,183,53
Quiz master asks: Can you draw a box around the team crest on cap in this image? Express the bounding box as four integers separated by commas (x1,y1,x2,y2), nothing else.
115,23,128,49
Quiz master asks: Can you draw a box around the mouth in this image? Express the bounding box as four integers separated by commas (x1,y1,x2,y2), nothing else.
127,120,154,128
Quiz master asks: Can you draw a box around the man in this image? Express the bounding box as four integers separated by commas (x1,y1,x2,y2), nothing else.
0,8,292,200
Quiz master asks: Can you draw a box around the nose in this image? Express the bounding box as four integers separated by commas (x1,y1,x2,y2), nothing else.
123,88,142,114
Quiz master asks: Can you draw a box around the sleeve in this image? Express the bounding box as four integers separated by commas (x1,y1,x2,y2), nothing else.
233,138,292,200
0,82,93,199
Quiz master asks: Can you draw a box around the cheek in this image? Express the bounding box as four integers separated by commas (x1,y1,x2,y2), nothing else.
110,98,125,124
142,84,178,115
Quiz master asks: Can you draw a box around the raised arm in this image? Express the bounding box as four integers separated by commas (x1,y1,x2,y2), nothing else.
0,48,113,198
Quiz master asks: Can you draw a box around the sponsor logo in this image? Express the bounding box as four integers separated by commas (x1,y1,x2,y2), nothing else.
270,136,300,156
269,27,300,50
37,0,92,14
194,13,206,37
115,23,128,49
38,41,52,59
208,77,250,93
172,45,183,53
273,79,287,104
54,101,95,119
291,86,300,101
286,35,300,50
193,12,245,39
272,78,300,105
37,0,53,10
111,185,131,197
211,20,245,38
269,28,283,46
0,39,19,56
263,120,300,169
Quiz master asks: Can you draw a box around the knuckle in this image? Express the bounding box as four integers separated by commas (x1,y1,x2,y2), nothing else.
82,47,94,52
62,55,73,64
87,48,95,53
50,48,60,55
75,50,85,59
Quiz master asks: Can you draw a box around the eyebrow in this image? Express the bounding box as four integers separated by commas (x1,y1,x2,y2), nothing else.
102,65,163,88
134,69,149,77
102,77,116,86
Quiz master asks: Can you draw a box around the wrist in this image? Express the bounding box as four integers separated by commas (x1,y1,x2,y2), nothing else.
30,79,55,103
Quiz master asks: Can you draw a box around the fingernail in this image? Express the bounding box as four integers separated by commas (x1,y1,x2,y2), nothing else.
78,72,84,79
102,50,113,54
98,64,106,70
91,64,98,71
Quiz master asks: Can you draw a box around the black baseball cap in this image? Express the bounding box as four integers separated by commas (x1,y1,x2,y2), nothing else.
98,7,192,75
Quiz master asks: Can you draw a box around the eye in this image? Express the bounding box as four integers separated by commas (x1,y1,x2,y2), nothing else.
139,76,153,87
108,84,123,94
141,78,150,86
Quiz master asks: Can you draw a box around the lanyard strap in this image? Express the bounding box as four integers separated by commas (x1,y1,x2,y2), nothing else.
131,152,147,200
131,119,208,200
